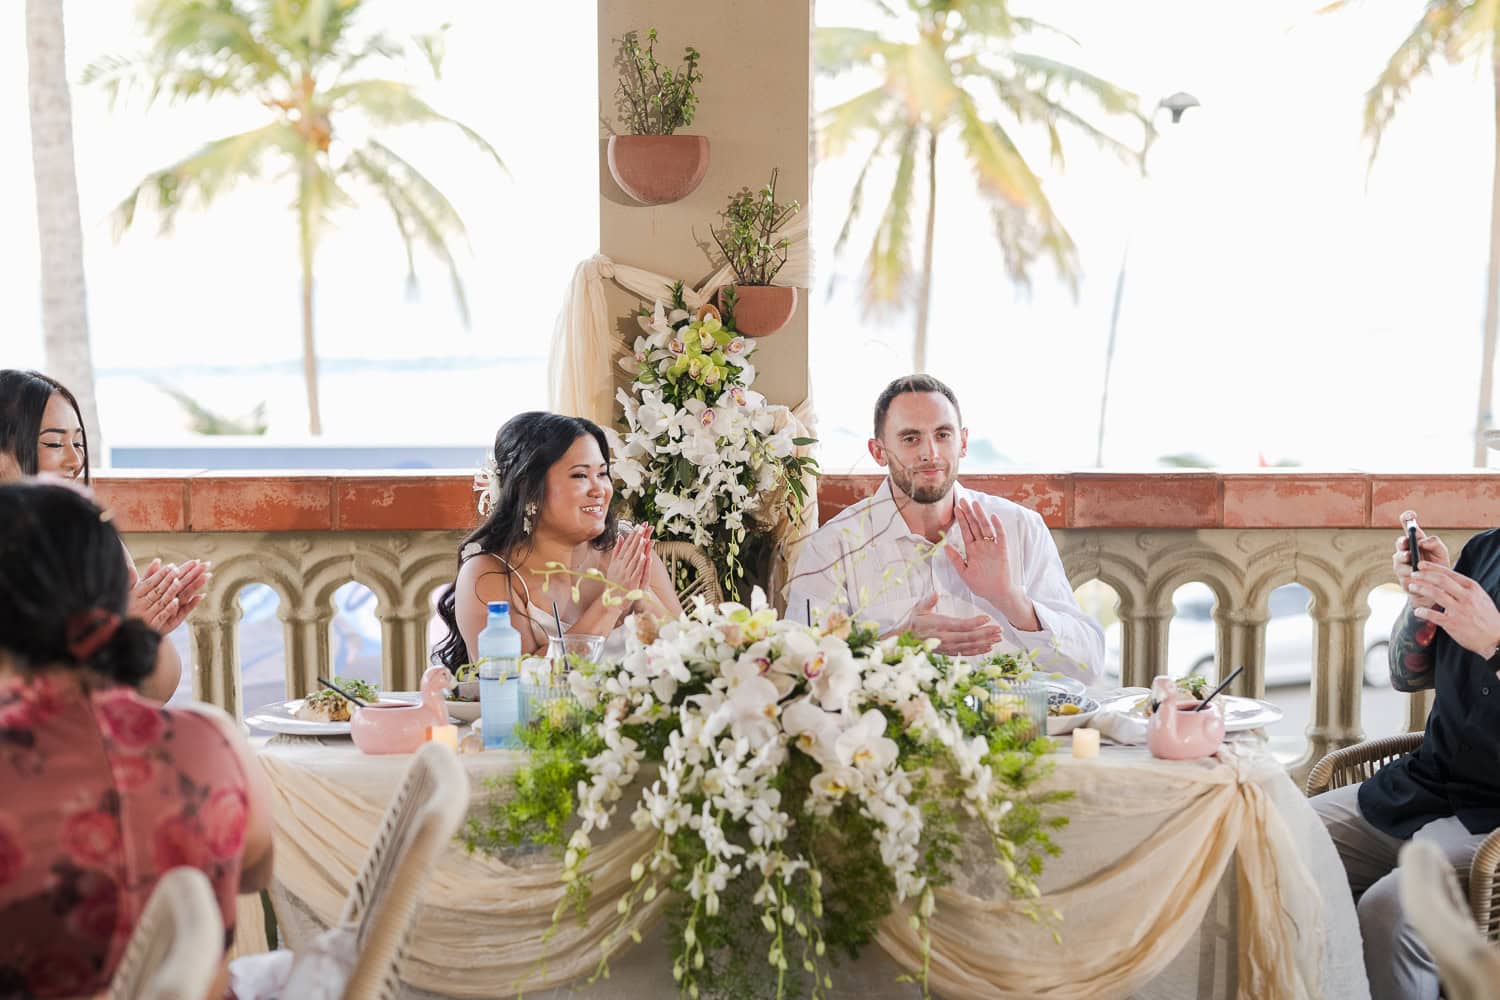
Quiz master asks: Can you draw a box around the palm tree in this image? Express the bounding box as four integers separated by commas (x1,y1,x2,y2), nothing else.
26,0,104,454
84,0,505,435
817,1,1151,373
1324,1,1500,466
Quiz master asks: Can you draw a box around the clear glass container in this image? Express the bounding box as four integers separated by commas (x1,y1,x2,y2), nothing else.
983,677,1049,743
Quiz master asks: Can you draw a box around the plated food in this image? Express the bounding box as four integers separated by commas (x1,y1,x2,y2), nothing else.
1046,692,1100,735
293,679,379,723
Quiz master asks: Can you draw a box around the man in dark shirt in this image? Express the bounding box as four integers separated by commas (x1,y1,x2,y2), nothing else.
1312,512,1500,1000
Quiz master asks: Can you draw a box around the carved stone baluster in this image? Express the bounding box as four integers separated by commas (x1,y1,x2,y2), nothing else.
1215,606,1267,698
377,602,431,691
281,607,332,700
188,609,240,719
1123,604,1174,688
1301,601,1364,778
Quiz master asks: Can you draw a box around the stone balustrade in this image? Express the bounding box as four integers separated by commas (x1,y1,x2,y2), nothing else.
95,470,1500,775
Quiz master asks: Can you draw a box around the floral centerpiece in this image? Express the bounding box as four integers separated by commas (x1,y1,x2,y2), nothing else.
608,281,817,601
464,592,1067,999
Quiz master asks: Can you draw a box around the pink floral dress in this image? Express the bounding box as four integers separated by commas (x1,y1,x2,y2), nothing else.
0,674,250,999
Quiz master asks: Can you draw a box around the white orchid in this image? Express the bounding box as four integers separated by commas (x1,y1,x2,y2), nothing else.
781,696,841,766
534,592,1059,1000
835,709,899,773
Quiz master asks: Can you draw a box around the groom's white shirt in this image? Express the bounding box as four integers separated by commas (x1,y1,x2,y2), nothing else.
786,479,1103,683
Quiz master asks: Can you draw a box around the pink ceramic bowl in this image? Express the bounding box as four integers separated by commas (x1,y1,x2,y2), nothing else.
349,666,454,755
1146,700,1226,760
350,702,434,755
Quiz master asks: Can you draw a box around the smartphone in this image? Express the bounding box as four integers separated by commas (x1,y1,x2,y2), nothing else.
1402,514,1421,572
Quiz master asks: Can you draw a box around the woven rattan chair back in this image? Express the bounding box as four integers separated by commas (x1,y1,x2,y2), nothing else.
108,866,224,1000
338,741,469,1000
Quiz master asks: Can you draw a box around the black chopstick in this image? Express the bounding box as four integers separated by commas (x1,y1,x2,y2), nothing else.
1193,666,1244,712
317,675,368,708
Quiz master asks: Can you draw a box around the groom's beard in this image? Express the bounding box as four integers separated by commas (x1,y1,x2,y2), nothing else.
888,459,956,505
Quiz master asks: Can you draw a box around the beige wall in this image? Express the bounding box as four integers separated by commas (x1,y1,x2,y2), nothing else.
597,0,811,410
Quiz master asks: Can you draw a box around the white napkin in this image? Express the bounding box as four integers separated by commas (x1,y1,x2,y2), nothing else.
1087,687,1151,745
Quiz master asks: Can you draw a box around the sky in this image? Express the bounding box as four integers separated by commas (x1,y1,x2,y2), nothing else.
5,1,1495,473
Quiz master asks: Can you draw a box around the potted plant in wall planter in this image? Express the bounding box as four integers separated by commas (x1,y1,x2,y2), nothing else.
607,28,708,205
712,168,801,337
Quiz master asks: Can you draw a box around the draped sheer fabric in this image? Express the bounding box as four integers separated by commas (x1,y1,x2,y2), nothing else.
245,738,1366,1000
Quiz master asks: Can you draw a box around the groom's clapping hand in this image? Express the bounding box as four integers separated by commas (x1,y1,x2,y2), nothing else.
899,593,1004,656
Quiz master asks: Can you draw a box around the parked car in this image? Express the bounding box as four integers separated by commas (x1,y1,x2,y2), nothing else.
1102,582,1407,688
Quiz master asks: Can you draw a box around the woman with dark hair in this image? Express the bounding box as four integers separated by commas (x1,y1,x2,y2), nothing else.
0,369,209,702
0,480,273,998
434,411,682,666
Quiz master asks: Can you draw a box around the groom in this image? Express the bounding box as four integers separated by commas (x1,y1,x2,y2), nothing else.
786,374,1103,683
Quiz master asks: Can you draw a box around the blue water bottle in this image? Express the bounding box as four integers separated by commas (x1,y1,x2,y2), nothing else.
477,601,523,748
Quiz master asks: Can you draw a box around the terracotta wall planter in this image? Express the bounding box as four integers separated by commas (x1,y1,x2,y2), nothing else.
718,284,798,337
607,134,711,205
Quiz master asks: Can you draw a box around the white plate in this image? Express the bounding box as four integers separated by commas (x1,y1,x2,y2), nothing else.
1042,675,1088,697
1096,692,1284,732
245,692,419,736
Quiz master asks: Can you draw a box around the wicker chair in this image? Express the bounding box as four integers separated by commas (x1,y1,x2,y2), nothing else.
1307,732,1500,941
232,742,469,1000
108,867,224,1000
655,540,724,607
340,741,469,999
1399,839,1500,1000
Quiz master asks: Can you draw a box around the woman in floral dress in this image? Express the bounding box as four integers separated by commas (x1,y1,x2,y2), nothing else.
0,480,273,998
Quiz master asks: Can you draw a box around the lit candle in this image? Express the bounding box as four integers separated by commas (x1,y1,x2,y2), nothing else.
1071,727,1101,759
425,723,459,751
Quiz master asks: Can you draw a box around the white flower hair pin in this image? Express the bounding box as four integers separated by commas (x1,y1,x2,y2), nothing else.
472,455,501,516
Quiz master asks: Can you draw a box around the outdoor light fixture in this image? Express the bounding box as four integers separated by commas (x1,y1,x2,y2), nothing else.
1158,91,1201,124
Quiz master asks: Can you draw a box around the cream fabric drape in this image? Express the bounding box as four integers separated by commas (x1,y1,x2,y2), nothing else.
547,254,733,430
248,738,1367,1000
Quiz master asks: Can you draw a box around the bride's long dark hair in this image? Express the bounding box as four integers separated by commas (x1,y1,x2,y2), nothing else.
431,412,619,668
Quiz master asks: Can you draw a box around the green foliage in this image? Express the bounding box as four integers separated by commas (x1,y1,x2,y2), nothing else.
816,2,1149,321
153,380,268,435
712,169,802,286
616,28,704,136
464,712,603,855
82,0,505,433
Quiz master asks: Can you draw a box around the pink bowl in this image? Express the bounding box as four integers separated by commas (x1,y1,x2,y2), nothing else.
1147,700,1226,760
350,702,429,755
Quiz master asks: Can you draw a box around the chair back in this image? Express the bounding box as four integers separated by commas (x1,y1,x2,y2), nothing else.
108,867,224,1000
338,741,469,1000
1304,731,1423,796
655,540,724,606
1399,839,1500,1000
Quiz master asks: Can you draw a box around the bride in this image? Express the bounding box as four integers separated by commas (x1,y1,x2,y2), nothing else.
432,411,682,665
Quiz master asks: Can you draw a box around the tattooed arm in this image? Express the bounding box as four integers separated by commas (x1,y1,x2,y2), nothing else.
1388,602,1438,692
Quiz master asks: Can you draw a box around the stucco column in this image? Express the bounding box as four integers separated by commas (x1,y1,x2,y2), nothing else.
1215,606,1267,699
597,0,812,411
281,608,331,701
189,610,240,719
379,603,431,691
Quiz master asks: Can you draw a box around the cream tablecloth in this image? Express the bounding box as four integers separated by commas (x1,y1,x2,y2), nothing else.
247,737,1369,1000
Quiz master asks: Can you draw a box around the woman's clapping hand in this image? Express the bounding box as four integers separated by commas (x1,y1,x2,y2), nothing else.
128,558,211,634
605,524,654,592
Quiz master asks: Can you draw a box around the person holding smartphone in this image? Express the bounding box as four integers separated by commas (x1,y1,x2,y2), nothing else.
1310,510,1500,1000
